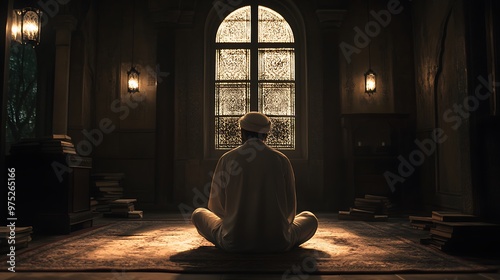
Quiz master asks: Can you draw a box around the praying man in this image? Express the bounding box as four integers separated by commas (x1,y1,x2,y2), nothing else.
191,111,318,252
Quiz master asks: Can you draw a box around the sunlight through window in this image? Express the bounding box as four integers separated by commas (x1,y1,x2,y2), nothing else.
215,5,296,150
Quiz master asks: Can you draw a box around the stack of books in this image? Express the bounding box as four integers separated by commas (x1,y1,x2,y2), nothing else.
39,135,76,154
0,226,33,252
338,194,390,221
420,211,500,253
91,173,125,214
90,197,99,216
409,215,434,230
431,211,478,222
354,195,391,214
10,135,76,155
104,199,143,219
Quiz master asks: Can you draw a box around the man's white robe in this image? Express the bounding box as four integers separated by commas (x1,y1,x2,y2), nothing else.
192,138,317,252
209,138,295,251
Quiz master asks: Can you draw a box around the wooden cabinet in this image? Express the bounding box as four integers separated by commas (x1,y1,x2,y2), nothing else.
341,114,412,205
8,153,93,234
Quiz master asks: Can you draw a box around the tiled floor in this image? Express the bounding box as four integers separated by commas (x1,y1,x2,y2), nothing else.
1,212,499,280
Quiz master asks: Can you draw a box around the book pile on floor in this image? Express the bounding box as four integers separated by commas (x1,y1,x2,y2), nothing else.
91,173,125,215
408,215,434,230
90,197,99,215
338,194,391,221
419,211,500,253
0,226,33,252
104,199,143,219
10,135,76,155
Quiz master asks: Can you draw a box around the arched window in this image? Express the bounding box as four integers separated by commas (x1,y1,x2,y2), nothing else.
213,5,296,150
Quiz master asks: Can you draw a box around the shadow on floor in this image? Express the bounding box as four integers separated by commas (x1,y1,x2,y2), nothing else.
170,245,330,274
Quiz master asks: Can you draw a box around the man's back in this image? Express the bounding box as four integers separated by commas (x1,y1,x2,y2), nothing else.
208,138,296,252
191,111,317,253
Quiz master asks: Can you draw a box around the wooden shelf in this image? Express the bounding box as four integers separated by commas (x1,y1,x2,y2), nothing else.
342,114,412,201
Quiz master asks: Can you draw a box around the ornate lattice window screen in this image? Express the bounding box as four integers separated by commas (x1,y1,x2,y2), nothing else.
258,7,294,43
216,7,251,43
215,5,296,150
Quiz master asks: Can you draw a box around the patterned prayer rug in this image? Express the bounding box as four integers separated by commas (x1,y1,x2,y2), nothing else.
5,219,494,274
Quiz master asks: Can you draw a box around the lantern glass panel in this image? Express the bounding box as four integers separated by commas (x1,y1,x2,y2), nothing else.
11,10,22,43
128,68,140,93
22,10,40,43
365,71,376,93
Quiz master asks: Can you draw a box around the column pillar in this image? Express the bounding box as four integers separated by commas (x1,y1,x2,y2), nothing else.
150,4,194,208
52,15,77,136
316,9,347,210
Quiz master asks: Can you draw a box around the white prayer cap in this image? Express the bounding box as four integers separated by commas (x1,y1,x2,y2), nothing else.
239,112,272,134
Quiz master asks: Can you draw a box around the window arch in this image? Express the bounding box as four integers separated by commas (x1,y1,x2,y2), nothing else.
213,5,297,151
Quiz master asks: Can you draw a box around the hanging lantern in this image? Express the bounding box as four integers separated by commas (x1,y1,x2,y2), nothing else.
12,8,43,46
364,69,376,94
127,66,140,93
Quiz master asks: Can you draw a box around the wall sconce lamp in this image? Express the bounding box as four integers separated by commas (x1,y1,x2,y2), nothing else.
12,8,43,46
364,69,376,94
127,66,140,93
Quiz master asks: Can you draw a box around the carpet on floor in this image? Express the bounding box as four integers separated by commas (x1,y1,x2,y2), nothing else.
6,219,493,274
